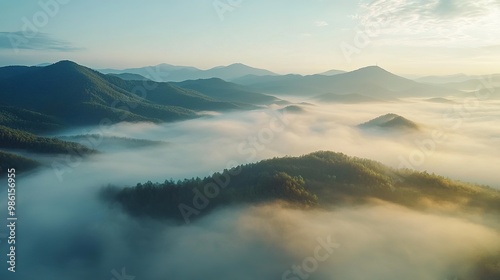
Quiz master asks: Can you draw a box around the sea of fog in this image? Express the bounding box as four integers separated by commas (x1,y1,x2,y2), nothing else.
0,98,499,279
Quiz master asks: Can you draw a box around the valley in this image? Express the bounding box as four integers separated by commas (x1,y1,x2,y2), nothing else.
0,61,499,280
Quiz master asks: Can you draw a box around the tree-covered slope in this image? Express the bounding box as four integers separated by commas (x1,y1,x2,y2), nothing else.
106,76,241,111
106,151,500,223
0,106,64,133
0,65,39,79
0,151,40,175
0,61,245,126
174,78,279,105
0,125,96,155
107,73,150,81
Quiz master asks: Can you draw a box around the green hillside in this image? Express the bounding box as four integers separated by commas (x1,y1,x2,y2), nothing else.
0,125,96,155
106,76,241,111
59,134,168,150
175,78,279,105
0,61,246,127
0,106,63,133
0,151,40,175
105,151,500,222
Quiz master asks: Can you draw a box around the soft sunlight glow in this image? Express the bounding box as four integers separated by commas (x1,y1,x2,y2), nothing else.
0,0,498,74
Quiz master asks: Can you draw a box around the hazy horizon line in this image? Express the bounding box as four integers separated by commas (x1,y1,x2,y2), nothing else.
1,59,498,78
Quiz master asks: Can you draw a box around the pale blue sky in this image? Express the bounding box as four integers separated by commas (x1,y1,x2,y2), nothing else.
0,0,499,75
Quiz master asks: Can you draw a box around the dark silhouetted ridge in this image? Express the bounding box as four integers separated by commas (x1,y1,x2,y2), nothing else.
0,60,249,127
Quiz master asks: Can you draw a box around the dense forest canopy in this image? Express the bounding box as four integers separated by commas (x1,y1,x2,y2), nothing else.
105,151,500,223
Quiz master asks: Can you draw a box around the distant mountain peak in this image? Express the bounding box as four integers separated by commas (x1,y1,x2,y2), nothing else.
46,60,86,72
0,60,253,126
211,63,247,70
354,65,392,74
51,60,78,67
318,69,346,76
99,62,277,82
336,66,413,88
221,63,266,70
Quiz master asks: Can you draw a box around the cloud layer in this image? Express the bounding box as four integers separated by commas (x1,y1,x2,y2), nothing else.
0,97,499,279
356,0,500,47
0,32,80,52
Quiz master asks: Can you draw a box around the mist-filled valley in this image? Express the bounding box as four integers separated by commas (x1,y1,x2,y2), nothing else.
4,0,500,278
1,81,500,279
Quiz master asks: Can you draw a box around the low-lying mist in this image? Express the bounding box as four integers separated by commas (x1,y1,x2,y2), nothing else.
1,184,499,280
46,97,500,187
1,97,499,279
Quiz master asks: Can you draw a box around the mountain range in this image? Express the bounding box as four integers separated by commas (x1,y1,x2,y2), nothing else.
234,66,461,100
174,78,281,105
99,63,278,82
0,61,280,129
0,61,197,126
416,73,500,85
416,73,500,99
1,60,491,134
416,73,471,84
439,76,500,93
0,60,284,169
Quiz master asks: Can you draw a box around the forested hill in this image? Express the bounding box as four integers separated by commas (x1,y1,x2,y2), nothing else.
105,151,500,223
0,106,64,133
0,125,96,155
0,61,250,127
0,151,40,175
0,61,285,131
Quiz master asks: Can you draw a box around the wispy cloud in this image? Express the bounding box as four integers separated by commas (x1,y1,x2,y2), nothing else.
315,20,329,27
356,0,500,47
0,32,82,52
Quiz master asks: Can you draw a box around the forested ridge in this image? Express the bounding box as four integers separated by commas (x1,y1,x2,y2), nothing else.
105,151,500,222
0,125,96,155
103,151,500,278
0,151,40,174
